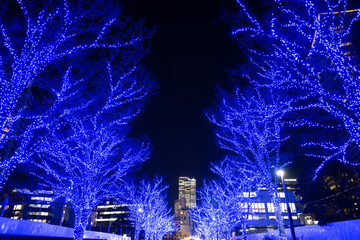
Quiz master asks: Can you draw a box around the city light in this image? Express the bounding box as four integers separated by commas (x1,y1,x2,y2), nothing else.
277,170,285,177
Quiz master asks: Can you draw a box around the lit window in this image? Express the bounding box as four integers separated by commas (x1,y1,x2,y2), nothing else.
13,205,23,210
29,204,50,208
277,192,285,198
31,197,44,201
99,211,126,215
280,203,296,212
267,203,275,213
290,203,296,212
252,203,265,212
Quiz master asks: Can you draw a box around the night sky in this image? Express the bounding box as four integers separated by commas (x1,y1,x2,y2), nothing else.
123,0,246,201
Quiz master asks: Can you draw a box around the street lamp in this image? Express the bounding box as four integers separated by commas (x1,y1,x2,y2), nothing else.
277,170,284,177
277,170,296,240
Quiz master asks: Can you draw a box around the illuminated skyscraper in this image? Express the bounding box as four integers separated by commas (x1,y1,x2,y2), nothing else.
175,177,196,239
178,177,196,209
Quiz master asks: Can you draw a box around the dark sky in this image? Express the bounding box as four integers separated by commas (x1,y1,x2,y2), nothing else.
123,0,245,201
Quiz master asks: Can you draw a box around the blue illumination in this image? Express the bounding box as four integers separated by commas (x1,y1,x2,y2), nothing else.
125,177,178,240
208,0,360,238
29,57,156,239
207,83,289,239
0,2,156,239
33,121,151,240
231,0,360,180
191,160,262,239
0,0,145,188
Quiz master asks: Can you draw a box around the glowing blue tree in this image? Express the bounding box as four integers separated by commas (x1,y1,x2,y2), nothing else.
35,123,150,240
207,81,291,239
126,177,177,240
191,181,232,240
211,160,263,239
29,59,156,240
0,0,145,187
232,0,360,179
191,160,262,240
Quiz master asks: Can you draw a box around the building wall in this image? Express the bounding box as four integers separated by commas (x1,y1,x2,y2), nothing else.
90,202,133,236
8,192,54,224
5,191,131,236
7,192,73,227
179,177,196,209
234,189,304,235
175,177,197,240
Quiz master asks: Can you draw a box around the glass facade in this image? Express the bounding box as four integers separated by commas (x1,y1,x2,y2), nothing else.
179,177,196,209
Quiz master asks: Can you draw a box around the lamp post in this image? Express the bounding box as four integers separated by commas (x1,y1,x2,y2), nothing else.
134,207,143,240
277,170,296,240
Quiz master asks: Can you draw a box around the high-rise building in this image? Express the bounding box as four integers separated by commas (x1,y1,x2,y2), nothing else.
178,177,196,209
175,177,196,240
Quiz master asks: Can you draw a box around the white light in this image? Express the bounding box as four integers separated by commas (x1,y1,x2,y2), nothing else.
277,170,284,177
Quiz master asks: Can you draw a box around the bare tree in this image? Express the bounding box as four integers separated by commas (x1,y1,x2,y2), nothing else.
191,160,261,240
126,177,178,240
231,0,360,179
207,83,291,239
27,56,156,239
34,121,151,240
0,0,149,186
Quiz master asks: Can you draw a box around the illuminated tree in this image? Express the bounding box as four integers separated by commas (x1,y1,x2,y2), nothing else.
191,160,261,240
211,160,263,239
126,177,177,240
0,0,146,187
231,0,360,179
34,122,150,240
29,58,156,240
191,181,229,240
207,82,291,239
151,206,178,240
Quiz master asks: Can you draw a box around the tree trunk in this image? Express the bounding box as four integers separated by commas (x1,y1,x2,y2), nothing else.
241,222,247,240
134,227,140,240
74,208,91,240
270,188,286,240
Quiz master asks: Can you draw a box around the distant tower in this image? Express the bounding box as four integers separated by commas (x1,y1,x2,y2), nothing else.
175,177,196,239
178,177,196,209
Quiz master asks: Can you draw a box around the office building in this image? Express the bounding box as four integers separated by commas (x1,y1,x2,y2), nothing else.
239,189,304,235
175,177,196,240
179,177,196,209
91,202,133,235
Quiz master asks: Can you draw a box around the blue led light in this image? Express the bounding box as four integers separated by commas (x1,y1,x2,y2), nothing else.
1,2,156,239
207,83,290,239
125,177,178,240
230,0,360,180
28,58,155,239
0,0,145,188
191,160,263,239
